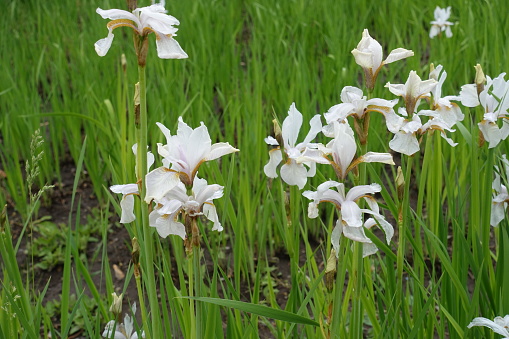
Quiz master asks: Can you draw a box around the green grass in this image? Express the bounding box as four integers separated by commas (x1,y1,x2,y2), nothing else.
2,0,509,337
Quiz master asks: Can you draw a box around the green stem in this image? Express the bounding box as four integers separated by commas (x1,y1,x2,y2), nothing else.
396,154,413,333
136,64,162,339
188,251,196,339
193,244,202,336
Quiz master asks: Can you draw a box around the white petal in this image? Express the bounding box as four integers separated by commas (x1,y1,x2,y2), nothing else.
151,215,186,239
362,243,379,257
263,149,282,178
459,84,480,107
110,183,139,195
479,121,503,148
385,83,407,97
383,48,414,64
299,148,329,164
341,86,364,103
119,194,136,223
324,103,355,124
359,152,395,165
102,320,125,339
207,142,239,161
468,317,509,337
282,103,303,147
154,34,188,59
94,32,115,57
156,122,172,144
96,8,139,23
345,183,381,202
429,25,440,39
145,167,181,203
389,132,420,156
491,201,507,227
341,200,363,227
280,161,308,189
331,221,343,256
302,114,323,145
203,203,223,232
342,224,372,242
264,136,279,146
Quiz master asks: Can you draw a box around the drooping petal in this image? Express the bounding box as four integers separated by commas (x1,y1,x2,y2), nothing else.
154,33,188,59
145,167,180,202
468,317,509,337
479,121,504,148
331,221,342,256
340,200,363,227
203,203,223,231
119,194,136,223
490,200,507,227
362,243,379,257
280,161,308,189
342,224,372,242
102,320,126,339
94,32,115,57
151,214,186,239
389,132,420,156
459,84,480,107
264,149,282,178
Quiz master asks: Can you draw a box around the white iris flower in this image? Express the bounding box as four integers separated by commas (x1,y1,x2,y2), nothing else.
149,176,223,239
145,118,238,202
351,29,414,90
95,2,188,59
430,6,454,39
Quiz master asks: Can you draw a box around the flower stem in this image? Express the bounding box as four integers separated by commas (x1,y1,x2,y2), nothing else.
188,248,197,339
136,64,162,339
396,154,413,331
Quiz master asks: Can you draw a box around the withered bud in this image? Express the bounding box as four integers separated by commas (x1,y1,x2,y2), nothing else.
131,237,140,266
272,118,284,149
474,64,486,96
324,249,337,292
134,83,140,127
396,166,405,201
126,0,137,12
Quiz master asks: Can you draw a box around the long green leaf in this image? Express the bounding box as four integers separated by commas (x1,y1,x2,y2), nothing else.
181,297,319,326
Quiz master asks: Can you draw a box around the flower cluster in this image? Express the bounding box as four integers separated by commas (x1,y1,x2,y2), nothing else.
491,155,509,227
111,118,238,243
460,72,509,148
383,67,463,155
